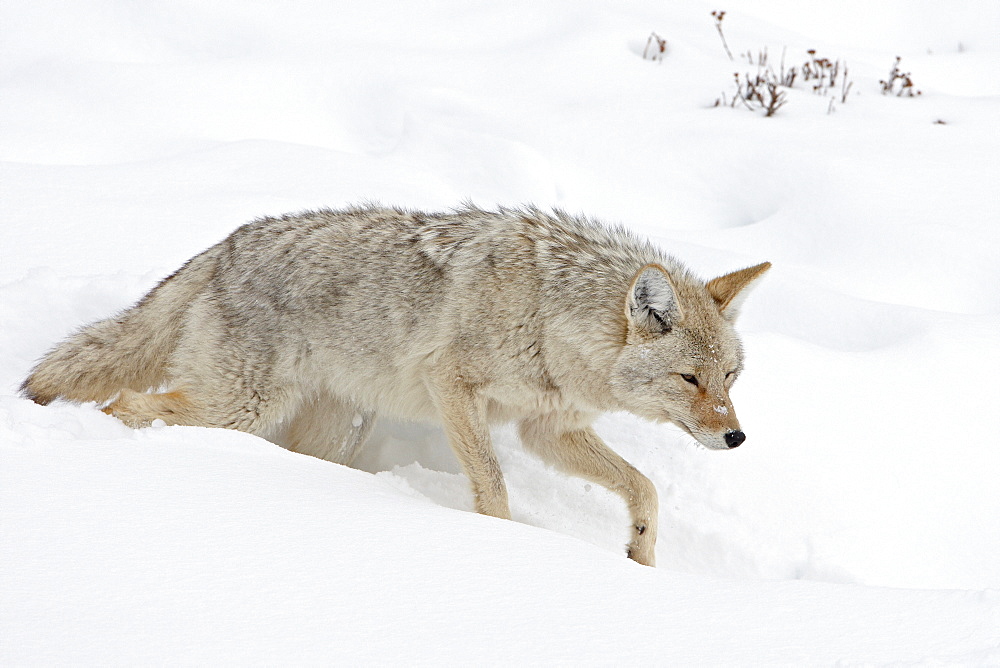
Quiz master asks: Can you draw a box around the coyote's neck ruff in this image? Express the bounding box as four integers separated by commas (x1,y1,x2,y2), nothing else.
23,205,770,566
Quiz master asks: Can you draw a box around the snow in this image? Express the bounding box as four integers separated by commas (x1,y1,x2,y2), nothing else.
3,0,999,663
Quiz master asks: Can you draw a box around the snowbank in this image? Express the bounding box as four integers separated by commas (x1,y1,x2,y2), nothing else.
3,0,999,663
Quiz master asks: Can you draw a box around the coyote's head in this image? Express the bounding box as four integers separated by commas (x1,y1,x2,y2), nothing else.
610,261,770,450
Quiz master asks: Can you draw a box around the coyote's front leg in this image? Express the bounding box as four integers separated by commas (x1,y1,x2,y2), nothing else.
520,419,658,566
429,370,511,520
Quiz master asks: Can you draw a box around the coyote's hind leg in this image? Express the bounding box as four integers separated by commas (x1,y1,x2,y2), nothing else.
104,383,292,438
103,389,206,428
281,390,376,465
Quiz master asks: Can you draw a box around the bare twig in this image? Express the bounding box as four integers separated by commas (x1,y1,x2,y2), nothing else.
711,11,734,61
643,32,667,62
879,56,921,97
705,16,855,118
840,71,853,103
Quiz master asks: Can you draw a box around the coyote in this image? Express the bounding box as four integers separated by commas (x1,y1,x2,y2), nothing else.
22,205,769,566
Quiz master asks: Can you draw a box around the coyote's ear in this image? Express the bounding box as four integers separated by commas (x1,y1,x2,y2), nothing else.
626,265,681,341
706,261,771,321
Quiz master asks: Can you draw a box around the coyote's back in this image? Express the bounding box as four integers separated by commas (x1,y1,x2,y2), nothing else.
23,204,770,566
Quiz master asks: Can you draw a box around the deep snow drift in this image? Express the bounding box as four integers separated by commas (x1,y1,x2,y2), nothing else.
3,0,999,663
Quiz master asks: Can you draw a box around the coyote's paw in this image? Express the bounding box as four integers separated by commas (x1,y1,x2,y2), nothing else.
626,527,656,567
102,395,153,428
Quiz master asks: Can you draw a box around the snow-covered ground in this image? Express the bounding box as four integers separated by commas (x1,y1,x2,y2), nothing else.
3,0,999,663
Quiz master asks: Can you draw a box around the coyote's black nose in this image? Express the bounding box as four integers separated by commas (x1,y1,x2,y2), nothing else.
724,430,745,448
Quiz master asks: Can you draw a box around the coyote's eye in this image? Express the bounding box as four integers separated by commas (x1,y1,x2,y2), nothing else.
681,374,698,387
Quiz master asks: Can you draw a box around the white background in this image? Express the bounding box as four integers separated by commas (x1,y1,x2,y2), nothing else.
3,0,999,663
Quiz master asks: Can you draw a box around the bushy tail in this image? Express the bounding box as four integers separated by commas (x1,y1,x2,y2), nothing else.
21,251,216,406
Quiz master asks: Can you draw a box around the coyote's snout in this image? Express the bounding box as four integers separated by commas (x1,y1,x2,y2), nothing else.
22,205,770,566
